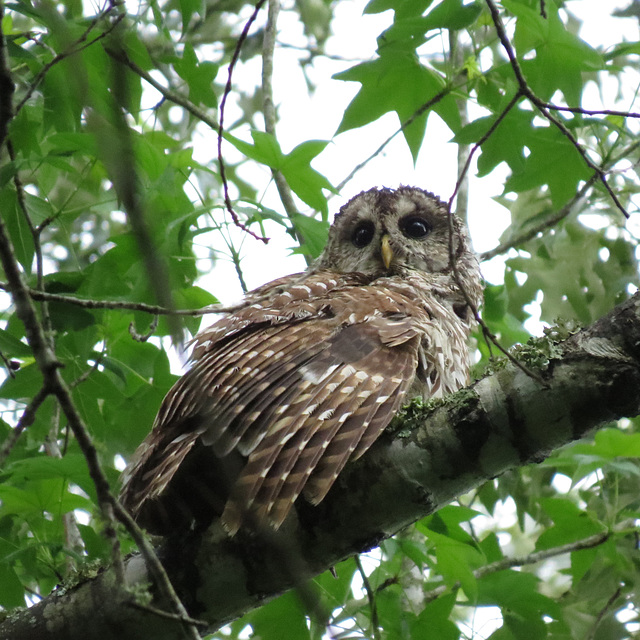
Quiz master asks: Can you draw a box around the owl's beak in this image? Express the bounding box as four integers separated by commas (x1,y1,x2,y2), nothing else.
381,234,393,269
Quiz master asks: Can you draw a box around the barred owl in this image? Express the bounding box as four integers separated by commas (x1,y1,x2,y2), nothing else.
120,186,483,535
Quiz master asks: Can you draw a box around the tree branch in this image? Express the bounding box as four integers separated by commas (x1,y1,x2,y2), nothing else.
3,291,640,640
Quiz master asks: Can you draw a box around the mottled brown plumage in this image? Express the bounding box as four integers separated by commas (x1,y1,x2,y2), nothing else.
119,186,483,535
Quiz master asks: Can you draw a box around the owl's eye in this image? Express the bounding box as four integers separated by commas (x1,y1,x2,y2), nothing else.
351,220,375,248
399,215,431,239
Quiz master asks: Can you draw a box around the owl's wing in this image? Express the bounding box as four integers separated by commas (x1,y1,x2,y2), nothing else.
120,274,423,534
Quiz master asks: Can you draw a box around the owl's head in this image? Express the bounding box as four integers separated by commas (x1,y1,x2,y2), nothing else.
316,186,477,282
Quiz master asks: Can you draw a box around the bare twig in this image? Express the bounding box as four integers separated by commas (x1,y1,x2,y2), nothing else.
354,554,381,640
97,39,183,346
479,135,640,261
107,49,219,130
44,404,84,575
129,316,159,342
70,349,106,389
450,30,470,224
446,198,549,386
449,90,522,209
7,139,54,344
585,587,623,640
217,1,269,243
262,0,308,261
0,386,49,466
1,285,240,315
423,519,637,604
128,602,208,628
540,103,640,119
0,349,17,378
479,174,597,261
229,244,249,294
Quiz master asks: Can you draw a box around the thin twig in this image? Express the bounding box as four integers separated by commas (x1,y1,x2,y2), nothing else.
446,198,549,386
541,103,640,118
0,386,49,466
44,403,85,576
217,1,269,243
99,45,183,347
480,174,597,261
450,30,470,224
106,49,219,130
0,285,243,315
129,316,159,342
128,599,208,627
479,134,640,261
70,349,106,389
0,349,17,378
229,244,249,294
423,519,636,604
262,0,308,260
354,554,381,640
585,587,623,640
449,90,522,209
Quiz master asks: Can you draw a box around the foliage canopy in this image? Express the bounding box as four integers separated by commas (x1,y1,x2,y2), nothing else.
1,0,640,638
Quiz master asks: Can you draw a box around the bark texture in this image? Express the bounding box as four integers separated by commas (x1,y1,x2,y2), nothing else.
3,293,640,640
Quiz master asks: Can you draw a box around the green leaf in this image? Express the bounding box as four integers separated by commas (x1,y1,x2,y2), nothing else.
476,570,559,622
172,43,218,108
224,135,333,213
411,593,459,640
335,50,460,161
0,328,32,358
535,498,606,551
290,214,329,259
6,454,98,506
0,562,25,608
225,130,285,168
419,508,485,601
280,141,335,214
422,0,482,31
454,107,532,177
436,540,479,601
248,590,310,640
1,188,34,274
420,504,482,543
0,481,91,516
0,364,43,402
504,0,603,104
506,125,591,208
571,428,640,458
312,558,356,607
178,0,202,33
